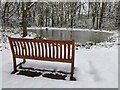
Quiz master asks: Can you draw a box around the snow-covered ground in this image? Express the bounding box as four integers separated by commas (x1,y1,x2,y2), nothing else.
0,58,1,89
0,29,118,88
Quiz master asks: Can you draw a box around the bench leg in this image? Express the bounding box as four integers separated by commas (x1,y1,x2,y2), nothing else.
11,57,18,74
13,57,17,71
23,58,26,63
70,62,74,80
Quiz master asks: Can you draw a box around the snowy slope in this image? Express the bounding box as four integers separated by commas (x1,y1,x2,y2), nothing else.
1,30,118,88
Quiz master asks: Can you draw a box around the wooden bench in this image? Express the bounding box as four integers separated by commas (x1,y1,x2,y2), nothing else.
8,37,75,80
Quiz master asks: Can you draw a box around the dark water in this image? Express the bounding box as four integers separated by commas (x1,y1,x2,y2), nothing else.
29,29,112,43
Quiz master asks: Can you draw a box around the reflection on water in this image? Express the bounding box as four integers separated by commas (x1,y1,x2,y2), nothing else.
30,29,112,43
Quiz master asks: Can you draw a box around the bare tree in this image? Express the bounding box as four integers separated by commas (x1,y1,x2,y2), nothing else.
1,2,119,32
117,1,120,29
99,2,107,29
21,2,36,37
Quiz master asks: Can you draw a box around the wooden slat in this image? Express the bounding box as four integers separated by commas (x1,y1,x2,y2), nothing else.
13,41,18,55
41,42,44,58
52,43,55,58
33,42,37,57
19,41,24,56
71,40,75,80
26,42,30,56
72,40,75,61
15,55,73,63
64,44,66,59
23,41,27,56
48,43,51,58
68,44,70,59
16,41,21,56
30,42,34,56
37,42,41,57
45,42,48,58
60,44,62,59
9,37,73,44
56,43,58,59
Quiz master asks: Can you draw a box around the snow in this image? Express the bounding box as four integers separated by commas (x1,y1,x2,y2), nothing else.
0,32,2,89
0,50,2,89
0,29,118,88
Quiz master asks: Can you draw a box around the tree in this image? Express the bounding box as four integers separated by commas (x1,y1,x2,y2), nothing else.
1,2,20,30
117,1,120,29
21,2,36,37
99,2,107,29
1,2,119,31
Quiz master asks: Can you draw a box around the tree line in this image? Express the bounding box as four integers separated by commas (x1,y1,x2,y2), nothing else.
0,2,120,37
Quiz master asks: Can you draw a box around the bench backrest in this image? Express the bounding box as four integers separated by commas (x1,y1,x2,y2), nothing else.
8,37,75,62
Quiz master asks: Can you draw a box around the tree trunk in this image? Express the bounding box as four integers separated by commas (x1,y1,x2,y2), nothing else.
96,12,99,29
45,7,48,27
2,2,9,31
88,2,90,19
22,2,27,37
118,1,120,29
70,15,73,28
92,13,95,28
51,4,54,27
99,2,106,29
96,3,100,29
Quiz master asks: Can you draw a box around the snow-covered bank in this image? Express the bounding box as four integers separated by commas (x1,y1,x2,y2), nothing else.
0,50,2,89
1,30,118,88
0,31,2,89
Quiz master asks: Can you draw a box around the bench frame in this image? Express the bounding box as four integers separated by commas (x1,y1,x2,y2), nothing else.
8,37,75,80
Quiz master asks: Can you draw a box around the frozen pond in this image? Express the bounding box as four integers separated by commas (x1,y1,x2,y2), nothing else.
29,29,113,43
